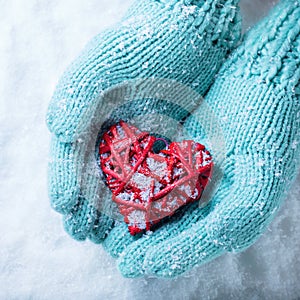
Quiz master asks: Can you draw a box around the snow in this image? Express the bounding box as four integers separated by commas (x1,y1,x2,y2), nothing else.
147,157,167,177
130,172,153,190
128,210,147,229
1,0,300,299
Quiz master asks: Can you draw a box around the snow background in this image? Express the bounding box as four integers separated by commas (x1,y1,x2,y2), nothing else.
1,0,300,299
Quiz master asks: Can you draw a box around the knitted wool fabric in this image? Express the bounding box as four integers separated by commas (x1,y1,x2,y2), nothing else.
47,0,241,142
103,0,300,278
47,0,242,242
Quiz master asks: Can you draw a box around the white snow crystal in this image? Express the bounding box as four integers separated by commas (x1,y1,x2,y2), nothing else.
130,172,153,189
128,210,146,229
146,157,167,177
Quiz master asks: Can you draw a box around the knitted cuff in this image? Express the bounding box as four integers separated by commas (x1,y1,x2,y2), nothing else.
220,0,300,90
201,0,300,252
122,0,241,49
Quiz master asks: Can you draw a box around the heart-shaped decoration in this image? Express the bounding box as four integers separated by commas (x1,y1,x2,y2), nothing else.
99,121,213,235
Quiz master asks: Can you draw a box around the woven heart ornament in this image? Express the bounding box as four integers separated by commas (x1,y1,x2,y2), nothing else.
99,121,213,235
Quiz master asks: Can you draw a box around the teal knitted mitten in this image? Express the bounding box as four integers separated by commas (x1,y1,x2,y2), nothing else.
47,0,241,242
103,0,300,277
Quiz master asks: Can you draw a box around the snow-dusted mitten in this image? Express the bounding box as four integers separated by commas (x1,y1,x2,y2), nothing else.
47,0,241,242
103,0,300,277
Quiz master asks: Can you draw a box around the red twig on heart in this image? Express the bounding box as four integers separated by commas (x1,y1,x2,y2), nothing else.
99,120,213,235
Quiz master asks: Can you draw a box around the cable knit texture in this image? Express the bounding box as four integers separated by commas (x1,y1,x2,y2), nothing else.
47,0,242,243
103,0,300,278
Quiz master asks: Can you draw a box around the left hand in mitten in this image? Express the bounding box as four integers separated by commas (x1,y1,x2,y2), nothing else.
47,0,241,243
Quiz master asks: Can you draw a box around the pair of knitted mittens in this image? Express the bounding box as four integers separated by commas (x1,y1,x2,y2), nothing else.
47,0,300,278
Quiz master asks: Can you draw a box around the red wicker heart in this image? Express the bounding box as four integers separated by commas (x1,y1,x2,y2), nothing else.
99,121,213,235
